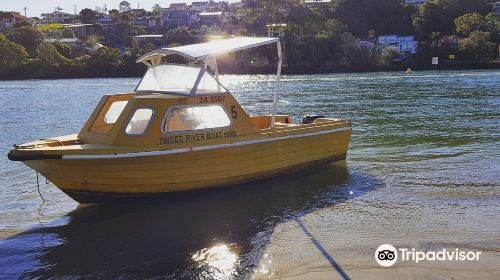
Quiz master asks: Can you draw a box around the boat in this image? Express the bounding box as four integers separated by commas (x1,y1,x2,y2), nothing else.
8,37,352,203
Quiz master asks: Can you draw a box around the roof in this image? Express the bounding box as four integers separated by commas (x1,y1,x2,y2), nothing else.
133,35,164,39
199,11,223,16
43,38,81,43
137,37,279,63
0,11,27,20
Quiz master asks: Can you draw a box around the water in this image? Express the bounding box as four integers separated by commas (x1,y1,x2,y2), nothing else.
0,70,499,279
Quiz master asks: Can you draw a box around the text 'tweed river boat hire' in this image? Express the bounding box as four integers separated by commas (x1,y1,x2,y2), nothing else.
8,37,352,203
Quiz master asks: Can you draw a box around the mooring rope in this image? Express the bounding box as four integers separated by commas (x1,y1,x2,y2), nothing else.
36,172,46,202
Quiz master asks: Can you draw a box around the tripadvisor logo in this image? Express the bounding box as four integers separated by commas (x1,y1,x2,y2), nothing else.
375,244,398,267
375,244,482,267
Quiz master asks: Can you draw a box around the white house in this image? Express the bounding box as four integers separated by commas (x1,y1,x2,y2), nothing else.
40,11,76,24
378,35,418,54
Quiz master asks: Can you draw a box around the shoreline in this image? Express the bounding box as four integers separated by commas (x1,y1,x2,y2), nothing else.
1,65,499,81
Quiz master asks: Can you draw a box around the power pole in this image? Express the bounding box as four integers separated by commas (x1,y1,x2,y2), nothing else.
23,6,27,17
74,5,77,15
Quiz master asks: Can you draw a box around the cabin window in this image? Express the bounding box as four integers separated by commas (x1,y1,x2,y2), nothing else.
135,64,227,94
125,108,154,135
164,105,231,132
104,101,128,124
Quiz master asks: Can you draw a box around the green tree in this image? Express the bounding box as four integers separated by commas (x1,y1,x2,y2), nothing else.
331,0,414,36
83,47,123,75
152,4,162,17
51,41,72,58
0,34,29,74
458,31,496,60
6,25,44,57
36,42,71,66
380,48,400,65
316,19,348,40
413,0,490,39
79,8,97,24
485,13,500,43
119,1,132,13
62,28,75,38
455,13,486,35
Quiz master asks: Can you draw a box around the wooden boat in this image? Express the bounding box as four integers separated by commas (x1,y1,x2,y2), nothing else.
8,37,352,203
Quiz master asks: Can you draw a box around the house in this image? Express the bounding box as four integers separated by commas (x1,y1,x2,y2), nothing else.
359,40,375,49
0,11,27,29
206,1,222,11
378,35,418,54
95,17,119,33
43,38,84,49
132,34,164,47
169,3,188,11
198,11,223,27
131,9,147,18
230,2,243,9
405,0,429,6
493,2,500,15
27,17,41,25
133,17,159,29
41,11,76,24
191,2,209,12
161,9,198,27
303,0,332,9
438,35,463,48
62,24,93,39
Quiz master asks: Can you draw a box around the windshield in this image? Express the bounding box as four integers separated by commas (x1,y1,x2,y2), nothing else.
135,64,227,95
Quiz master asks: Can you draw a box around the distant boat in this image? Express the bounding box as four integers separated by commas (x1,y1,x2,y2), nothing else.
405,68,413,74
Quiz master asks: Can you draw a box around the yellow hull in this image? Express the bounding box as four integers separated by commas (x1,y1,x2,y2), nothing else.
22,128,350,202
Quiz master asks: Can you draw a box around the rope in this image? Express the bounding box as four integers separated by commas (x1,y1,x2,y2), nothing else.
36,172,46,202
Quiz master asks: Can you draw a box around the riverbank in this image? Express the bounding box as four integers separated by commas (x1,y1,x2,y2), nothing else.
1,61,499,80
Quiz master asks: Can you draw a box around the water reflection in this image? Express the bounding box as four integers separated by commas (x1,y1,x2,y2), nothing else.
0,162,383,279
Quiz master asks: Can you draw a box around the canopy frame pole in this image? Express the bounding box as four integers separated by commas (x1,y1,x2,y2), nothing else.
271,41,282,128
213,57,221,93
204,57,221,93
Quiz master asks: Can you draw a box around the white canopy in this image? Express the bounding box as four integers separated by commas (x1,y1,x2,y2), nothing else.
136,37,279,63
135,36,283,128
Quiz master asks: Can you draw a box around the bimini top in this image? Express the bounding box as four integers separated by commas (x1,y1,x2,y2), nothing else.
137,37,279,64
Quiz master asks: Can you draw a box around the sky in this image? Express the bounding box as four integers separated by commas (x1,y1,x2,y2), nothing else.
1,0,240,17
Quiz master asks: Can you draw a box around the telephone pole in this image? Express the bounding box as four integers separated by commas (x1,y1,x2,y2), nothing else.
23,6,27,17
74,5,77,15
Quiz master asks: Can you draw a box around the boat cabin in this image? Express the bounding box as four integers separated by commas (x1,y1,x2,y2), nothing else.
78,37,292,147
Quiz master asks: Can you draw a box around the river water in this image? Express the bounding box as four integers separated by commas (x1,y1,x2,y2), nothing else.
0,70,499,279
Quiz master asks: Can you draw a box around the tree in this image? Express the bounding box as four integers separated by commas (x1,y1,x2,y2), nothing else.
36,42,71,66
79,8,97,24
109,9,121,21
119,1,132,13
51,41,72,58
83,47,122,75
62,28,75,38
6,25,44,57
458,31,496,60
152,4,162,17
413,0,490,39
332,0,414,36
380,48,400,65
0,34,29,74
455,13,486,35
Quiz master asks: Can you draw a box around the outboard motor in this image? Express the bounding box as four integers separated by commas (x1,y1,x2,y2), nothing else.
302,115,325,124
